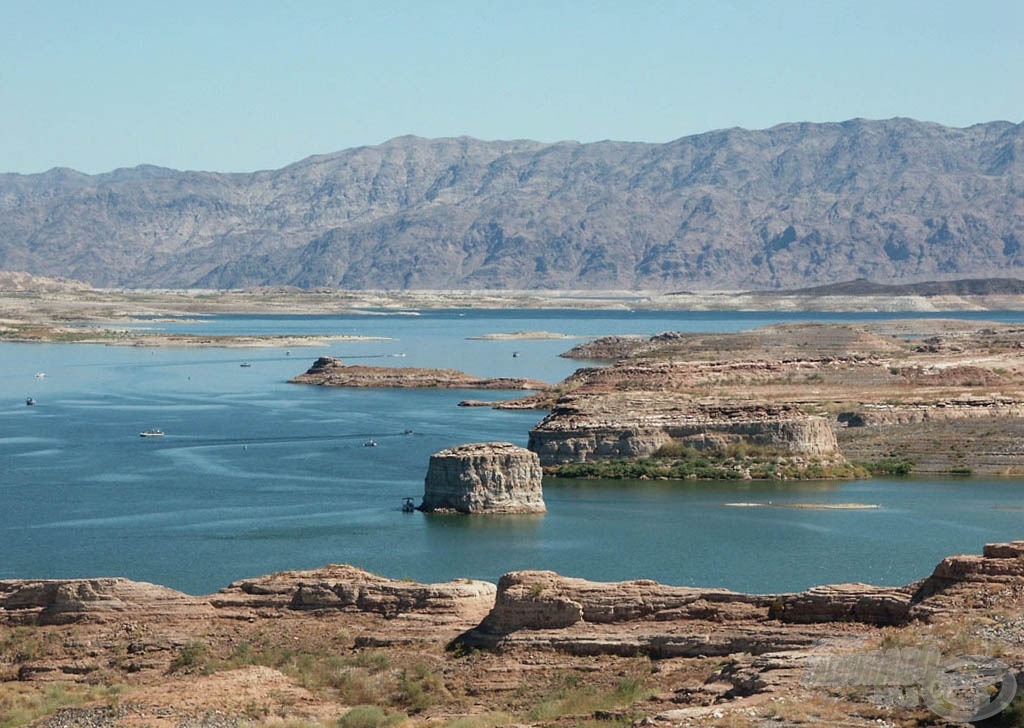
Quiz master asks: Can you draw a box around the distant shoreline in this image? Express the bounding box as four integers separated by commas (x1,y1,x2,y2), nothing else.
3,276,1024,345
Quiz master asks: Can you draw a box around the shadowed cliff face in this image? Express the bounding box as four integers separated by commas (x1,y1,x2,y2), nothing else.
1,119,1022,289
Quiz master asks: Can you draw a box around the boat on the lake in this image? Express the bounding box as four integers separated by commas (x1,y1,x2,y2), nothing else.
25,397,35,406
240,362,252,368
139,429,165,438
363,439,378,447
401,497,416,513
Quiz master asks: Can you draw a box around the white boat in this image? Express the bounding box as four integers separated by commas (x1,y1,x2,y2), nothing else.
34,372,45,379
363,439,378,447
240,362,252,368
139,429,165,438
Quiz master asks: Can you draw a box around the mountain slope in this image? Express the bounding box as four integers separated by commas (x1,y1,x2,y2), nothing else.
1,119,1022,290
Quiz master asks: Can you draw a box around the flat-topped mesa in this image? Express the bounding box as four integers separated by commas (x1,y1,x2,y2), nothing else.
290,356,548,390
420,442,546,514
211,564,496,622
529,396,841,466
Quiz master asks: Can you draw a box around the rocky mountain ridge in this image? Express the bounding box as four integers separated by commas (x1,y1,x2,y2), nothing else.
2,118,1022,290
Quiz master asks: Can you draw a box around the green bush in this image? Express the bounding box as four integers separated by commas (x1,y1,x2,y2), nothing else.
337,705,400,728
169,641,211,674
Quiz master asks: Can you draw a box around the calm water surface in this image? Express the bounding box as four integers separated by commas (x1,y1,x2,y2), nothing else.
3,309,1024,594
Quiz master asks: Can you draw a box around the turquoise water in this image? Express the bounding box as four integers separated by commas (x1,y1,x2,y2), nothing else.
3,308,1024,595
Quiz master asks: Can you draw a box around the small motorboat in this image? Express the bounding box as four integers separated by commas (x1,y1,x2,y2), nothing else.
34,372,45,379
25,397,35,406
401,497,416,513
139,429,165,438
363,439,378,447
240,362,252,368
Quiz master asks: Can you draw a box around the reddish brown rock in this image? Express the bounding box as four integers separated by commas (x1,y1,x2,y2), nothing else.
290,356,548,390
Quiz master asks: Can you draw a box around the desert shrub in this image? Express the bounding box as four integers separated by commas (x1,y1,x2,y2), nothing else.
169,640,211,674
859,458,914,476
394,661,445,713
336,705,403,728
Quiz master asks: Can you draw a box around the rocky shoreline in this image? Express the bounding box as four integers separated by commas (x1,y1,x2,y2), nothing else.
289,356,550,391
2,542,1023,726
504,320,1024,479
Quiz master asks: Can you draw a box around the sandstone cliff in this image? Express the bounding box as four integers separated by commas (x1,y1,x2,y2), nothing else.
4,544,1023,727
529,396,840,466
419,442,546,514
456,541,1024,657
526,320,1024,477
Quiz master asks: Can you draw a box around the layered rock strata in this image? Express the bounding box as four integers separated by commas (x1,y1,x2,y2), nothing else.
456,541,1024,658
290,356,547,390
529,395,841,465
419,442,546,514
210,564,496,622
520,321,1024,477
4,543,1024,726
0,578,212,626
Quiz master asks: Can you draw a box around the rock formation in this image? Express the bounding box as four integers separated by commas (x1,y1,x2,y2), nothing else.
0,578,212,626
455,541,1024,658
529,395,841,466
419,442,546,514
4,544,1024,726
290,356,548,390
210,564,496,622
512,321,1024,477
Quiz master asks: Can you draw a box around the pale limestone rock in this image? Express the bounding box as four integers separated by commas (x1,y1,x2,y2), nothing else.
420,442,546,514
211,564,496,622
0,578,211,625
529,396,841,466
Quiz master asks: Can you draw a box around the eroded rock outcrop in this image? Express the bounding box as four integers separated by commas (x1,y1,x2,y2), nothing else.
908,540,1024,621
290,357,548,390
838,397,1024,427
419,442,546,514
211,564,496,622
529,395,841,466
477,571,774,635
770,583,913,626
0,578,211,626
455,542,1024,658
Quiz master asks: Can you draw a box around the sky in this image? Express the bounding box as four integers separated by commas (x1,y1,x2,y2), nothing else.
2,0,1022,175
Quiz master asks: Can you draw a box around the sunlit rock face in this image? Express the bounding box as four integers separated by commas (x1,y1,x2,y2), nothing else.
420,442,546,514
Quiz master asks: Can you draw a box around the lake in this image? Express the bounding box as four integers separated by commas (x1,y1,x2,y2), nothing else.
2,308,1024,595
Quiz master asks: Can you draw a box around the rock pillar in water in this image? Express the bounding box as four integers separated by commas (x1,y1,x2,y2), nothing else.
420,442,546,514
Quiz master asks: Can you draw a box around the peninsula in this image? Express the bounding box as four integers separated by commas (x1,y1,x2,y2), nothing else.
503,319,1024,479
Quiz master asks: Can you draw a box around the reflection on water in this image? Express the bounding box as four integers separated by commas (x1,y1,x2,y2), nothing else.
2,309,1024,594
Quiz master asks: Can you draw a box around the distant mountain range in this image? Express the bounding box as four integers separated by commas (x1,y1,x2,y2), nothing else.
1,118,1022,290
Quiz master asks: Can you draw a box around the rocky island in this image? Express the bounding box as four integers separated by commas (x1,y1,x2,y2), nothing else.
2,542,1022,726
419,442,546,514
290,356,549,391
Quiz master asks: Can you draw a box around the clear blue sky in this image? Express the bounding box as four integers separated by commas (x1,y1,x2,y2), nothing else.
2,0,1021,174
